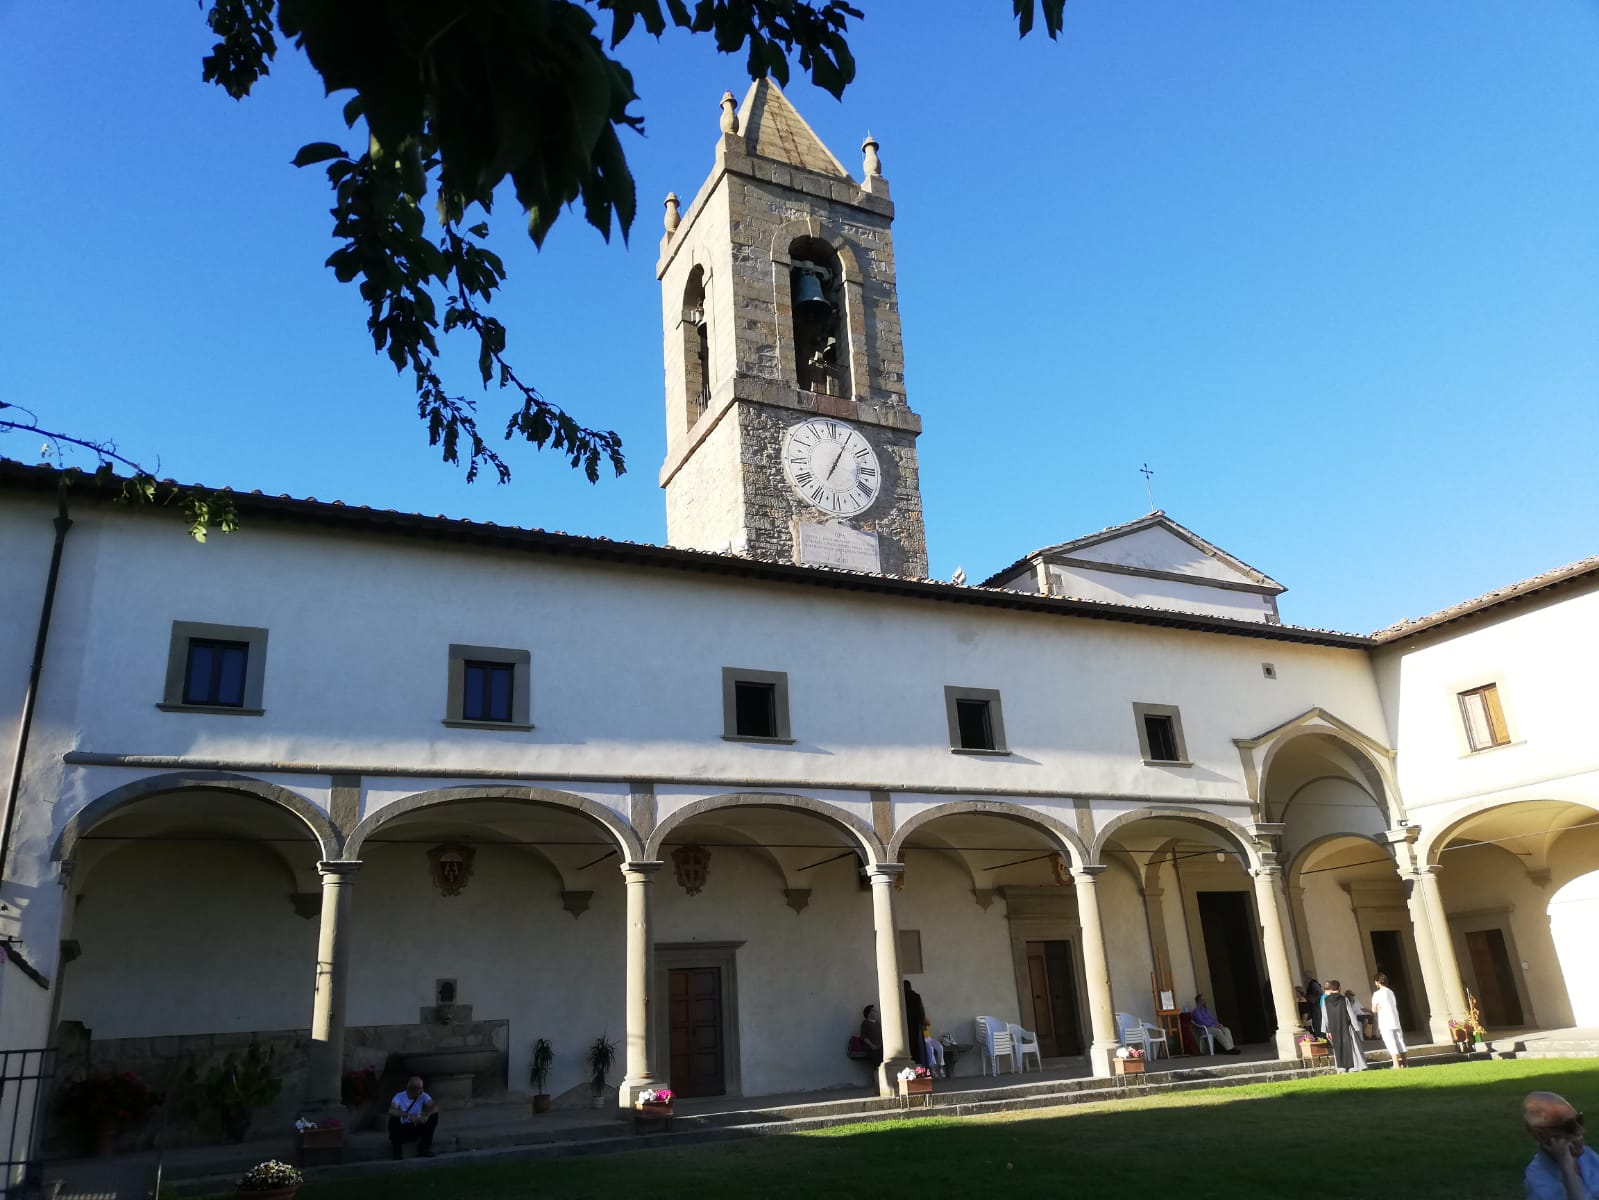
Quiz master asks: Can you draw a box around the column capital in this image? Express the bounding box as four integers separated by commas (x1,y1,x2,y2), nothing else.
316,860,362,879
1381,823,1421,846
867,863,905,885
1408,862,1443,878
1070,865,1107,882
620,860,665,878
1250,864,1284,881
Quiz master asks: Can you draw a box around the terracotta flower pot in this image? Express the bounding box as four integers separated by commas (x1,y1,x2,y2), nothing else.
532,1094,551,1114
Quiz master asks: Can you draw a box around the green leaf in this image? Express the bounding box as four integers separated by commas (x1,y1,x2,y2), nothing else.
291,141,348,168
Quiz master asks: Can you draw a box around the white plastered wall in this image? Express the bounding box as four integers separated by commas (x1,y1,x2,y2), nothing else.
346,842,625,1102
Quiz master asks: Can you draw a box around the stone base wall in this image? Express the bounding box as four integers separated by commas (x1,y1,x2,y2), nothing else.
47,1018,509,1154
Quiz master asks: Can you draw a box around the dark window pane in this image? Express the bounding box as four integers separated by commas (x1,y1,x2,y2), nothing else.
463,661,514,722
183,639,248,706
1145,714,1179,761
734,681,777,738
955,699,994,750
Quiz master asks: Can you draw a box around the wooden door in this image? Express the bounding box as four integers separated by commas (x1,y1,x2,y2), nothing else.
1197,891,1270,1042
1368,929,1419,1029
1465,928,1524,1026
668,967,725,1097
1024,940,1084,1057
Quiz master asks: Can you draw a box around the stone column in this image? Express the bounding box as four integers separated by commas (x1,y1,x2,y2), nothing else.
1251,865,1304,1060
869,865,912,1095
619,861,664,1107
1403,868,1453,1043
1071,867,1121,1076
1414,865,1468,1026
307,860,360,1109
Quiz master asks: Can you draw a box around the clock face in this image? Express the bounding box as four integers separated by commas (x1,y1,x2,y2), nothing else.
781,419,882,515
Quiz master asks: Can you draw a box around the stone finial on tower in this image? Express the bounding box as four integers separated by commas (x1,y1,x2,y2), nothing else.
862,132,882,178
719,90,740,135
663,192,681,235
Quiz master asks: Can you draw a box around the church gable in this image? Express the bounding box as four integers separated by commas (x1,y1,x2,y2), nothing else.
1064,520,1280,590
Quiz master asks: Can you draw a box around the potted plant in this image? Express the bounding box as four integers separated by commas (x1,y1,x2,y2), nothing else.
586,1034,617,1109
236,1158,303,1199
530,1039,555,1114
57,1070,163,1155
636,1087,674,1118
192,1041,282,1143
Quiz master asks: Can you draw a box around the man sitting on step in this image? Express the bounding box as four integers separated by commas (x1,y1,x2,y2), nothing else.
388,1076,441,1159
1191,994,1242,1054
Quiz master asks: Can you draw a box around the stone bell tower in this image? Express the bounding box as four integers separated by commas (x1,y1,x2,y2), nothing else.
656,79,927,578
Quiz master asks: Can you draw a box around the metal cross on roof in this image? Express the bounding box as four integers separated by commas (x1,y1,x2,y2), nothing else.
1140,463,1156,512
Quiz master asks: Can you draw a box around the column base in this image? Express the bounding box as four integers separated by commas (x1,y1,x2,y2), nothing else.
876,1056,915,1098
1272,1027,1301,1061
619,1075,663,1109
1088,1040,1123,1079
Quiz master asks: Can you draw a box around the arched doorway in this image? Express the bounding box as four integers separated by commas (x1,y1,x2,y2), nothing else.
647,795,882,1098
1424,798,1599,1029
891,804,1088,1063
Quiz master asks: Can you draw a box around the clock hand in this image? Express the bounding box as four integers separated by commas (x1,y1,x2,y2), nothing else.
825,446,846,483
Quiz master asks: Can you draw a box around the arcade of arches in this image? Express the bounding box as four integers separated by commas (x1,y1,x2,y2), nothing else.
41,771,1597,1140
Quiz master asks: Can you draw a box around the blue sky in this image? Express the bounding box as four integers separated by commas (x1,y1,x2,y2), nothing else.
3,2,1595,632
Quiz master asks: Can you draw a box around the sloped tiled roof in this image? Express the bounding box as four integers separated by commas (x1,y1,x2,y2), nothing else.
980,510,1285,591
1372,555,1599,643
736,77,850,178
0,460,1369,648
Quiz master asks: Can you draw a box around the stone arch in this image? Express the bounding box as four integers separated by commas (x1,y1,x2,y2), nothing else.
768,217,864,281
1091,806,1263,871
1236,708,1401,825
1284,831,1396,888
53,770,340,863
344,785,643,862
888,800,1088,870
647,792,883,867
1416,793,1599,870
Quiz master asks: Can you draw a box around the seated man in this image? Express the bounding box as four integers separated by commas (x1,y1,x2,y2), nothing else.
388,1075,441,1159
1191,993,1241,1054
922,1020,946,1078
1524,1091,1598,1199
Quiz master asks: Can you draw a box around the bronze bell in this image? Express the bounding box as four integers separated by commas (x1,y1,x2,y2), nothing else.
793,270,833,320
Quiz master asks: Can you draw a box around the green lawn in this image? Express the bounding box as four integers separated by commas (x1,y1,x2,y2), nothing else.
275,1059,1596,1199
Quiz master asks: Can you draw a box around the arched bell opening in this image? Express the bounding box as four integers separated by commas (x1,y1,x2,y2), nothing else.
787,236,845,395
349,796,631,1106
1424,798,1599,1030
895,807,1086,1065
680,264,711,428
650,799,877,1100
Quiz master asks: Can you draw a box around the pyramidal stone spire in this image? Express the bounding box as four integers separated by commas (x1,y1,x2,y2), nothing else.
734,77,850,177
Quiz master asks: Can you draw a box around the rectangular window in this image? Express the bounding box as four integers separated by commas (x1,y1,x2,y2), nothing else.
182,639,249,707
943,686,1008,754
1459,684,1510,751
446,645,532,729
462,661,516,723
1133,702,1190,765
899,929,925,974
955,699,995,751
733,680,778,739
721,668,792,741
160,621,268,714
1144,714,1179,762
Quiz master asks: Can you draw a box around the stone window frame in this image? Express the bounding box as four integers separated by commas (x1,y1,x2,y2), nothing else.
158,620,268,715
1451,674,1520,756
899,928,925,974
721,667,794,743
1133,702,1191,766
944,685,1009,755
444,644,533,730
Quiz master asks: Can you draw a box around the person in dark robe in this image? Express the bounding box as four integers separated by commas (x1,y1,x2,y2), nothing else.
1303,976,1324,1035
903,980,926,1067
859,1004,883,1065
1319,978,1366,1073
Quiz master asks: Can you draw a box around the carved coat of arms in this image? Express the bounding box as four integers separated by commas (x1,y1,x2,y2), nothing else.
672,844,711,896
428,843,476,897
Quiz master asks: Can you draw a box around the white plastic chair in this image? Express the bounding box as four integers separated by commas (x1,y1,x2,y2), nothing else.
1191,1021,1216,1055
976,1015,1016,1075
1009,1023,1042,1072
1116,1012,1168,1060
